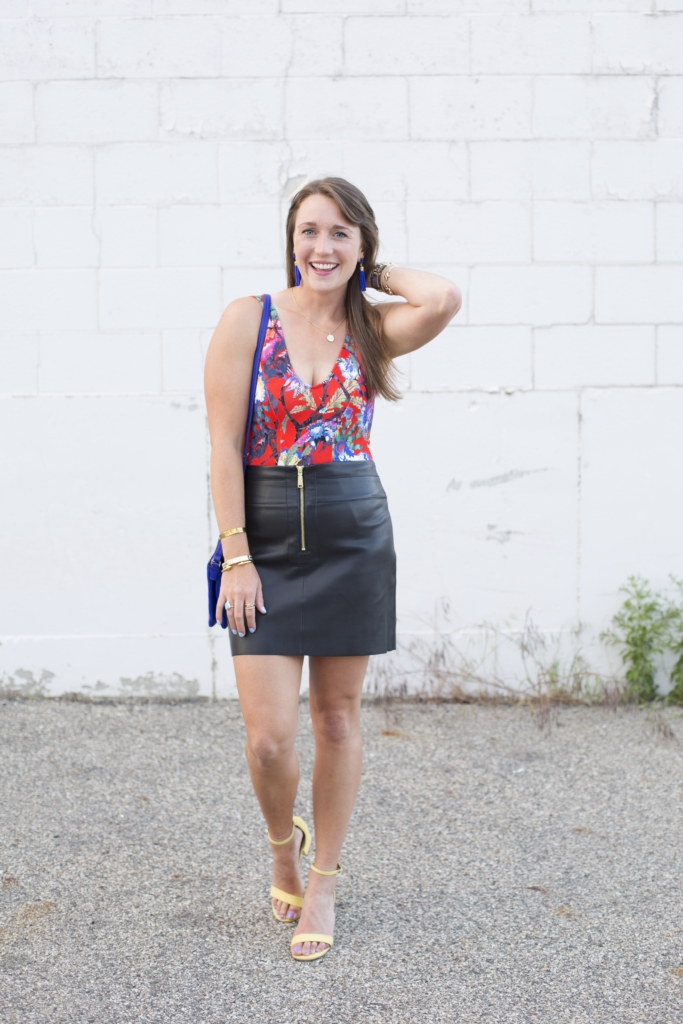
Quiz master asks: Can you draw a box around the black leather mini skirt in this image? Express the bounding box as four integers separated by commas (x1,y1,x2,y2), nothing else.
230,461,396,657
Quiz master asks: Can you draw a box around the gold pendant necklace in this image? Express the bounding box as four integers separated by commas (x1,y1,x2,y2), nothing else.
291,287,346,344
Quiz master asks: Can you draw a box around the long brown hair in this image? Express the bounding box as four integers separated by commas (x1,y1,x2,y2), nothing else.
285,177,400,402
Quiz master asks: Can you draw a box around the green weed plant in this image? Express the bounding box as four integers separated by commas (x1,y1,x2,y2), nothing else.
666,577,683,706
601,575,683,704
364,579,683,707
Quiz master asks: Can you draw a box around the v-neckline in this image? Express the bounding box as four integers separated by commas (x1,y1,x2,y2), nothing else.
271,301,348,390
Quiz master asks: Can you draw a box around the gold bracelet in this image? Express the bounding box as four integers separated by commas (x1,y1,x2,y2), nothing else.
219,527,246,539
220,554,253,573
381,263,398,295
369,263,387,290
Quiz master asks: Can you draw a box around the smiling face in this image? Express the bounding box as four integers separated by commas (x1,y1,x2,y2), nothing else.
293,194,364,293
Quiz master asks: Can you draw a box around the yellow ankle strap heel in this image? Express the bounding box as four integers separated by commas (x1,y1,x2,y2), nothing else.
309,863,341,876
266,815,311,923
290,862,341,961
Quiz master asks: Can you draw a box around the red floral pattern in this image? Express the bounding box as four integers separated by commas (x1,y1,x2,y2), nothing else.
245,297,375,467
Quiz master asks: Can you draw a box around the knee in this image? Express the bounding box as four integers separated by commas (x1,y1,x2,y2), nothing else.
246,732,291,770
315,707,357,745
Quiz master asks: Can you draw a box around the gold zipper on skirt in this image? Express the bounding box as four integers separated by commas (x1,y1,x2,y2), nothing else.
296,465,306,550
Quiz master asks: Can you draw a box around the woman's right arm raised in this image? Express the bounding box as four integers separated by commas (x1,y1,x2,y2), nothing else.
204,296,265,636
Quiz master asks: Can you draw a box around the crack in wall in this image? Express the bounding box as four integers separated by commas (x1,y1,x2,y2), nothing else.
469,468,549,489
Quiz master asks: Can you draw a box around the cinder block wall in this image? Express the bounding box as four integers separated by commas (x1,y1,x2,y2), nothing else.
1,2,682,698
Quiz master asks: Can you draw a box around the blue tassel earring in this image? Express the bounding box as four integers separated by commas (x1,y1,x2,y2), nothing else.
359,257,366,292
293,253,302,287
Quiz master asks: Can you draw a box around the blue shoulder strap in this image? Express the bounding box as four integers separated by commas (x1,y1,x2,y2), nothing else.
243,294,271,470
208,294,273,626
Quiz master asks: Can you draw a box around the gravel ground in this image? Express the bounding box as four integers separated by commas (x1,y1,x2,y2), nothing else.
1,698,682,1024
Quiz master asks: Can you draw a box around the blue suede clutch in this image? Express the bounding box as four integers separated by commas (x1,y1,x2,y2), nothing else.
207,295,271,628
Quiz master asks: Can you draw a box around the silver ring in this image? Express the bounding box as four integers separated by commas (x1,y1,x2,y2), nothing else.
225,601,231,610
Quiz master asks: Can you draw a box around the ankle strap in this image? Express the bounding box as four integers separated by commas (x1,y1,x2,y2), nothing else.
266,822,295,846
310,862,342,876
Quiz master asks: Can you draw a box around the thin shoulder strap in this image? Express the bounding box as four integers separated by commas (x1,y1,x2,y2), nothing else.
243,295,271,470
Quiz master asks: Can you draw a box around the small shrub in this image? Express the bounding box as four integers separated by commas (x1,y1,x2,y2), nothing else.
601,576,675,703
665,577,683,706
667,651,683,706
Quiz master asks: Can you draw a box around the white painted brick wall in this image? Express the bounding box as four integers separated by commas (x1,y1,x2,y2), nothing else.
408,202,531,264
39,333,161,395
658,77,683,136
0,270,98,331
1,7,682,698
470,266,592,324
592,14,683,73
158,205,283,268
343,141,469,201
288,78,408,139
96,17,222,79
162,331,208,393
160,81,283,140
596,266,683,322
534,326,655,387
411,76,532,139
34,208,100,267
345,16,470,75
657,326,683,383
656,203,683,260
36,81,159,144
533,201,653,262
0,208,33,267
0,18,95,80
471,14,592,74
470,141,592,200
0,82,34,143
411,326,533,391
96,207,158,267
533,76,656,138
0,334,38,395
2,146,93,204
95,143,219,205
98,268,221,330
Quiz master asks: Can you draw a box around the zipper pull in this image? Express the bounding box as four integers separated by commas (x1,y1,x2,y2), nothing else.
296,465,304,488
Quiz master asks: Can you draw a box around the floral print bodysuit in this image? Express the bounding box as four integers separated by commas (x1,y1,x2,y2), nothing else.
245,296,375,467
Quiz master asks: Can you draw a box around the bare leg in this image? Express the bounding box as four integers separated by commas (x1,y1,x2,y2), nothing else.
235,654,305,921
291,655,368,957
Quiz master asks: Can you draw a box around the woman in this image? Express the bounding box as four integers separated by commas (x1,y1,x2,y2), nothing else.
204,178,461,961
